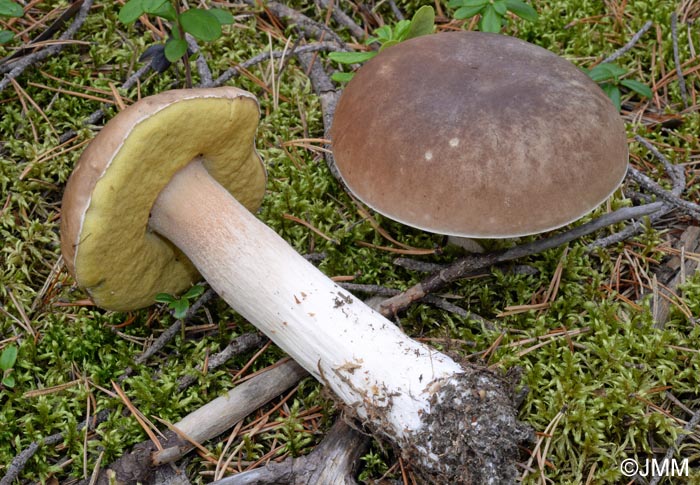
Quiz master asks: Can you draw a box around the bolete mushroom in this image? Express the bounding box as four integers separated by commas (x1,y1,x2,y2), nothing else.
331,31,628,238
61,87,530,483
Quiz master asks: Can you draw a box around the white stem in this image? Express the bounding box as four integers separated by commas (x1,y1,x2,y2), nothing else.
149,160,462,439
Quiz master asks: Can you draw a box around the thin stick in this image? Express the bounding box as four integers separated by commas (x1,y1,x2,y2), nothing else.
627,167,700,220
671,13,689,108
0,409,111,485
389,0,406,21
177,332,267,390
244,0,345,46
590,136,689,248
134,289,216,365
186,34,213,87
634,135,685,193
378,202,666,316
58,63,152,144
172,1,192,88
0,0,94,92
28,81,119,105
315,0,366,40
601,20,653,64
648,401,700,485
205,42,340,88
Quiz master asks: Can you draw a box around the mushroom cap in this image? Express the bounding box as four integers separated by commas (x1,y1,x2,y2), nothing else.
60,87,266,311
331,31,628,238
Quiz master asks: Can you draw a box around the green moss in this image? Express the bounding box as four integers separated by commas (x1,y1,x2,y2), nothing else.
2,0,700,482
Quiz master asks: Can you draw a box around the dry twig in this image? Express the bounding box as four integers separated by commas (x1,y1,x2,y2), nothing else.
315,0,366,40
379,203,667,316
0,410,111,485
648,400,700,485
671,13,689,108
86,360,308,484
0,0,94,92
601,20,653,64
134,289,216,365
211,419,368,485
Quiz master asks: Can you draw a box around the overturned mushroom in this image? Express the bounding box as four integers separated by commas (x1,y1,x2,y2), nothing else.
61,87,530,483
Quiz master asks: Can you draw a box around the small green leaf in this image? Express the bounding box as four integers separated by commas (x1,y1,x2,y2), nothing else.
371,25,393,43
209,8,234,25
182,284,205,300
171,300,189,319
142,0,167,13
452,0,489,7
492,0,508,17
2,375,14,388
155,292,176,304
586,66,612,83
479,5,503,33
119,0,145,24
151,1,176,21
331,71,355,82
180,8,221,41
453,4,486,20
164,38,187,61
328,51,377,64
0,0,23,18
378,39,399,52
0,30,13,43
587,63,627,82
0,346,17,371
620,79,653,99
447,0,465,7
601,83,622,111
504,0,538,22
392,20,411,41
404,5,435,40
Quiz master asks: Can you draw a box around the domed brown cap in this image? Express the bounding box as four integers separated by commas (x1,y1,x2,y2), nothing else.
331,31,628,238
60,87,266,310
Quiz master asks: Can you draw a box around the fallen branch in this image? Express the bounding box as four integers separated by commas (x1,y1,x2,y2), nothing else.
294,42,342,181
671,13,689,108
0,1,85,67
634,135,685,193
58,62,152,144
205,42,340,88
585,204,672,249
0,409,111,485
378,202,666,316
211,419,369,485
588,136,688,248
601,20,653,64
245,0,346,46
86,359,308,484
649,225,700,327
134,289,216,365
627,167,700,221
176,332,267,390
340,282,489,323
314,0,366,40
186,34,213,87
648,399,700,485
0,0,94,92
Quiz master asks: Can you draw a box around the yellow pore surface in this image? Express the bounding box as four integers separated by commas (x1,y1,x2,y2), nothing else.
76,96,265,310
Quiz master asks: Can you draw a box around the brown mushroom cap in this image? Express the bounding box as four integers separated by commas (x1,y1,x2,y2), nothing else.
331,31,628,238
60,87,266,310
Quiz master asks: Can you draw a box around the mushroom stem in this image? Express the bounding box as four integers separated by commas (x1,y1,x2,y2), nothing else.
150,159,460,434
149,159,529,483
